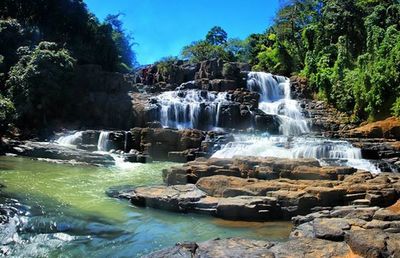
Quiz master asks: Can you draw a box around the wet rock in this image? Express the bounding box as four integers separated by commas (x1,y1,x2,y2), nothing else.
6,140,114,166
127,184,207,212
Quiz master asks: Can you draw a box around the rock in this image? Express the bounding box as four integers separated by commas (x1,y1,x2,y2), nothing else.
345,229,387,258
6,140,114,166
269,237,355,258
143,238,274,258
145,237,357,258
253,111,280,133
216,196,280,221
347,117,400,140
313,218,350,241
127,184,207,212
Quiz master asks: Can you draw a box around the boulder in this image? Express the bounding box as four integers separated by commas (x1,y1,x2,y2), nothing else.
347,117,400,140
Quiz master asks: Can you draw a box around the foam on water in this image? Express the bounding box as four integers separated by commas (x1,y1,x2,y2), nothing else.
212,134,380,173
157,90,229,129
55,131,83,147
247,72,310,136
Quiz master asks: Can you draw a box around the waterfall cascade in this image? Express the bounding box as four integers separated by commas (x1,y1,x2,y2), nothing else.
157,90,228,129
212,135,380,173
55,131,83,147
247,72,309,136
97,131,110,152
210,71,380,173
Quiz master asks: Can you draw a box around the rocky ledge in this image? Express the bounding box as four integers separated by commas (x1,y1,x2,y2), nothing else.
144,201,400,257
111,157,400,221
2,139,115,166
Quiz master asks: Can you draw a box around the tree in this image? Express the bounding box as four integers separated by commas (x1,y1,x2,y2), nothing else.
105,13,137,71
206,26,228,46
6,42,76,128
0,95,15,132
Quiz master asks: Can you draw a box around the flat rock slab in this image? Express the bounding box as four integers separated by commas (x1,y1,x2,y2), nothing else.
7,140,115,166
144,237,356,258
162,156,357,185
128,184,207,212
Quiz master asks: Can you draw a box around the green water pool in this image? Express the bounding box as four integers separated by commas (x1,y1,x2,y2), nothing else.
0,156,291,257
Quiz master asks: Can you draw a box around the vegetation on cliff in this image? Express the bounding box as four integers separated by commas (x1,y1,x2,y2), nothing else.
178,0,400,121
0,0,135,132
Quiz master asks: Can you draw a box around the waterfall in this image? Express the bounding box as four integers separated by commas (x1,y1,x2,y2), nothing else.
247,72,309,136
157,90,228,129
55,131,82,147
97,131,110,152
212,135,380,173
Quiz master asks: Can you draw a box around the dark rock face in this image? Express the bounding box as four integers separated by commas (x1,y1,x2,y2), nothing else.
70,65,137,130
289,76,312,100
303,100,356,133
135,59,249,93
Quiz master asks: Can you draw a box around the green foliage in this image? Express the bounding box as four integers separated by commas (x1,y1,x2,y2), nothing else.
0,95,15,131
105,14,136,71
181,40,232,63
392,97,400,117
6,42,76,127
206,26,228,46
155,56,179,74
181,26,249,63
0,0,136,73
248,0,400,120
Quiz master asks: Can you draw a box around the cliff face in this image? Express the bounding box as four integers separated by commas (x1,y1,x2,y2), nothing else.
64,60,359,135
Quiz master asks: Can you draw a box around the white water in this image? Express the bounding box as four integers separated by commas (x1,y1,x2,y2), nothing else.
157,90,229,129
212,134,380,173
97,131,110,152
247,72,309,136
55,131,139,169
55,131,83,147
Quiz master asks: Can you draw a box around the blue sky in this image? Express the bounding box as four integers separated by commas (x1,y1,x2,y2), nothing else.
84,0,280,65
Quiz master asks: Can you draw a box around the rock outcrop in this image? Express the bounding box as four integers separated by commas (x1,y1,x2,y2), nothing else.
135,59,250,92
3,139,115,166
112,157,400,221
346,117,400,140
143,193,400,258
291,200,400,257
144,237,358,258
162,156,352,185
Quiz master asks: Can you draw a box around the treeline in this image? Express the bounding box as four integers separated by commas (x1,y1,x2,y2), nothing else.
0,0,135,133
175,0,400,121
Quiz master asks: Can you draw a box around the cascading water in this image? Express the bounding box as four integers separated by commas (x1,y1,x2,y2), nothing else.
157,90,228,129
55,131,83,147
210,72,378,173
212,134,380,173
97,131,110,152
247,72,309,136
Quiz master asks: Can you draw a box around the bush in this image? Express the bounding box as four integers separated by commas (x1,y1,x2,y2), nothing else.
6,41,76,128
0,95,15,131
391,98,400,117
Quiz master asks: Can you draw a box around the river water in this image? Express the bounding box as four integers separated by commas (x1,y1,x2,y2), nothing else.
0,156,291,257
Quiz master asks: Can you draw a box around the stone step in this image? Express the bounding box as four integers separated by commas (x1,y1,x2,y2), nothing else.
351,199,371,206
